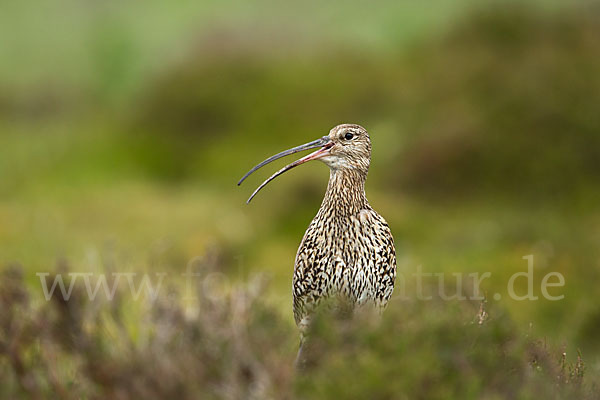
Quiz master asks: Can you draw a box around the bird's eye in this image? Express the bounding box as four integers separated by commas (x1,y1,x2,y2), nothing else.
344,132,354,140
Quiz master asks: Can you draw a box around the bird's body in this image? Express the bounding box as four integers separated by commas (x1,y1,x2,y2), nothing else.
293,164,396,332
239,123,396,344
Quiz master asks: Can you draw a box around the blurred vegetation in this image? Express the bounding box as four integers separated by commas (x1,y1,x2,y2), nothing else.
1,1,600,398
128,5,600,201
1,267,598,399
398,7,600,200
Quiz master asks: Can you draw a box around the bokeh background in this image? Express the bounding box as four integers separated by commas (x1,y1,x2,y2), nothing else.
2,0,600,398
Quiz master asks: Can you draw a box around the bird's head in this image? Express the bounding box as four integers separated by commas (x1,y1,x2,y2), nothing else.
238,123,371,203
320,124,371,173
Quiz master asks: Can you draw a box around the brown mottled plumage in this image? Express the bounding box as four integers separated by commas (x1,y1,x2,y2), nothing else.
238,124,396,362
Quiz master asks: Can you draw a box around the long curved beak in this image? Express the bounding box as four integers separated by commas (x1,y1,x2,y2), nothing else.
238,136,333,203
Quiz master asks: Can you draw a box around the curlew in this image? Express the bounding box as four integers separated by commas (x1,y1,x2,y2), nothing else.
238,124,396,365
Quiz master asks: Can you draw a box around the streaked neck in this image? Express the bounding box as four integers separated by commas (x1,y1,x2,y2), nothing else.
320,168,369,216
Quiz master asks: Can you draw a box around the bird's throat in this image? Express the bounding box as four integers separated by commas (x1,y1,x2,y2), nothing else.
320,169,369,216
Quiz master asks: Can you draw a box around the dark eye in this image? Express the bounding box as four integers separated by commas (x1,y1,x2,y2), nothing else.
344,132,354,140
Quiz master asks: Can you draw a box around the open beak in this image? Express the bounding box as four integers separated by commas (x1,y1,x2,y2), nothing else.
238,136,333,203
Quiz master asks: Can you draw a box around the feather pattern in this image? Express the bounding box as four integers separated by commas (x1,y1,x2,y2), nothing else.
291,124,396,332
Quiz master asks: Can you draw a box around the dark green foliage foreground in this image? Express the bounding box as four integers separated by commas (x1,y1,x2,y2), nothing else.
1,267,597,400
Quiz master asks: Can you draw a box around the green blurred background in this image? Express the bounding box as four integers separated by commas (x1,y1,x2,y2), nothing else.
1,0,600,396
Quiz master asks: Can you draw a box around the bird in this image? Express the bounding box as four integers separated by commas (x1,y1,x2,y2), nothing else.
238,124,396,365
